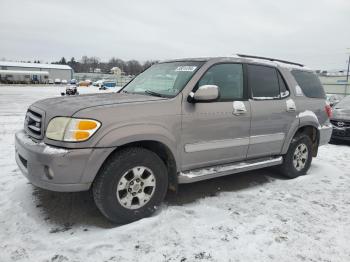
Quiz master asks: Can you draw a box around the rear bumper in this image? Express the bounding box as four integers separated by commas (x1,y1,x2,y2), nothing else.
318,124,332,146
15,130,114,192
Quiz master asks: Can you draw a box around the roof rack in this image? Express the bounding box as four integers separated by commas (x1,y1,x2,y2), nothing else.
236,54,304,67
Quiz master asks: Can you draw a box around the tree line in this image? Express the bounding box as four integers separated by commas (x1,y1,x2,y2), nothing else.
51,56,158,76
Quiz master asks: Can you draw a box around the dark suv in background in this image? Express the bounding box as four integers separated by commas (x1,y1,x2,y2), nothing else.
330,95,350,141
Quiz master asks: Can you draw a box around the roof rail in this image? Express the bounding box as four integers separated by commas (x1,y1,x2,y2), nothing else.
236,54,304,67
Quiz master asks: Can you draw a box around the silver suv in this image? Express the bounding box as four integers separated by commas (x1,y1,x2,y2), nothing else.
15,55,332,223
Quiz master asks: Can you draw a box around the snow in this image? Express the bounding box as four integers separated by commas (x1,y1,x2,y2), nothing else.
298,110,319,124
42,145,68,155
15,132,67,156
0,61,72,70
286,98,296,110
253,96,279,100
1,85,350,262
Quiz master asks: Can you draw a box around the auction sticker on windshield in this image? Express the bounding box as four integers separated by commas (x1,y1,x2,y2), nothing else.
175,66,197,72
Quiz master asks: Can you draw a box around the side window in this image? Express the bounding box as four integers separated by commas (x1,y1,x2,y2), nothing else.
198,63,244,101
247,65,280,99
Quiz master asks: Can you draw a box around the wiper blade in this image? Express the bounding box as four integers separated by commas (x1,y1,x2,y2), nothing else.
144,90,166,97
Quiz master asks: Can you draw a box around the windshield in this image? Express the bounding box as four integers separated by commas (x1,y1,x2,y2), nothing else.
121,61,204,97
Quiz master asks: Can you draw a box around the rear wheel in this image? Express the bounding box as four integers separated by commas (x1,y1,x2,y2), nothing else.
93,147,168,224
279,134,313,178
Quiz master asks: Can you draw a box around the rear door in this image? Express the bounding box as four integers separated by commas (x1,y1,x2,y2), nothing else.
247,64,296,158
181,63,251,171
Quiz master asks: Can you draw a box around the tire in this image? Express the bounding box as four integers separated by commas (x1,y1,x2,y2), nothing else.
92,147,168,224
279,134,313,178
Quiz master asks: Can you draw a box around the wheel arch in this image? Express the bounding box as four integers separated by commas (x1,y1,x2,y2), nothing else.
282,124,320,157
95,140,178,192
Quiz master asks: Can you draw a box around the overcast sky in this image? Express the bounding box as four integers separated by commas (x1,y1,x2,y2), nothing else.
0,0,349,69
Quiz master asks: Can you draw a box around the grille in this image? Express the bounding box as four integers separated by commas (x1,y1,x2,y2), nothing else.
330,120,350,128
332,129,350,137
25,109,43,139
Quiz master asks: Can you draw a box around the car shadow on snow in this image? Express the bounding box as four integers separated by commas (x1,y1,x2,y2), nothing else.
166,167,285,205
31,167,285,229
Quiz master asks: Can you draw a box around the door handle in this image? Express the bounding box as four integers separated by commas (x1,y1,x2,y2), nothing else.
233,101,247,115
233,108,247,115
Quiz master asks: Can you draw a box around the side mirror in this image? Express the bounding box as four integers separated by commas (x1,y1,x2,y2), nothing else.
188,85,219,103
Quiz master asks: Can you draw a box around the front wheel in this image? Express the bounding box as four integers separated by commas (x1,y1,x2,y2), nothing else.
278,134,313,178
92,147,168,224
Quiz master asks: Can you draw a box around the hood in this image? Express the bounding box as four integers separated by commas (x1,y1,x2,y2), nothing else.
31,92,166,116
332,106,350,121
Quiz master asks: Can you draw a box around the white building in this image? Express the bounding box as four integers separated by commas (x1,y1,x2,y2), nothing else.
0,61,73,84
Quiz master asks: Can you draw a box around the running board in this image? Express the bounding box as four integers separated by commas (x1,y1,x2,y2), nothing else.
178,156,283,184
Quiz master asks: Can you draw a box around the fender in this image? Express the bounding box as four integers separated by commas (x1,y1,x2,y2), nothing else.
281,111,320,154
95,123,179,167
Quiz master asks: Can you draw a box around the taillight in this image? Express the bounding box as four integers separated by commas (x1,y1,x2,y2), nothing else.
325,104,332,118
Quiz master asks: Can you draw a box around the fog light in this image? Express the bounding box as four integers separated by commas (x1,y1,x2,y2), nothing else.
44,166,54,180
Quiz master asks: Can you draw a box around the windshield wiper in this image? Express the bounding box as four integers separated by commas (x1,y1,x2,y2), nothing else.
144,90,166,98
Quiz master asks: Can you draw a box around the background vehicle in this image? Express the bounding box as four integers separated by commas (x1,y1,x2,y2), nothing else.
326,94,343,107
48,79,54,84
15,55,332,224
330,95,350,142
93,79,104,87
99,79,117,90
61,84,79,96
79,80,92,87
70,79,77,85
61,79,68,84
54,78,61,84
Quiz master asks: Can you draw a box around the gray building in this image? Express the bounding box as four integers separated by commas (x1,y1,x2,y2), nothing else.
0,61,73,84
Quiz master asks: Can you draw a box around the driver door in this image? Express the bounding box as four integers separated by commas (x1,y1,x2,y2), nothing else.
180,63,251,171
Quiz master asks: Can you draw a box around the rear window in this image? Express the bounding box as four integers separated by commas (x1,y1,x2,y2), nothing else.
291,70,325,98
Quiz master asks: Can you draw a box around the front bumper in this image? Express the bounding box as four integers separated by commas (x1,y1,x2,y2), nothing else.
318,124,332,146
15,130,114,192
331,126,350,141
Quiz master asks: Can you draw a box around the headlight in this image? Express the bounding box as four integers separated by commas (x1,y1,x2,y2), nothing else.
46,117,101,142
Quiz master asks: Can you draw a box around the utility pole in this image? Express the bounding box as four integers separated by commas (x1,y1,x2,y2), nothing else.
346,49,350,82
346,48,350,96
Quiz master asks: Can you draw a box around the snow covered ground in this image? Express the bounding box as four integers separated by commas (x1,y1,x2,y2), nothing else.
0,85,349,262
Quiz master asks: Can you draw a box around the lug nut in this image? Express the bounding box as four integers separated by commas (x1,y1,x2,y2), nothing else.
138,190,142,193
136,179,140,182
132,192,136,196
130,181,134,185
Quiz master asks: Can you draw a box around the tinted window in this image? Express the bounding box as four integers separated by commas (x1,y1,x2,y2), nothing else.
198,63,244,100
291,70,325,98
248,65,280,98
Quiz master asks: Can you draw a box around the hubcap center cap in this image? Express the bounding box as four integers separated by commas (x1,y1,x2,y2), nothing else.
132,184,141,192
